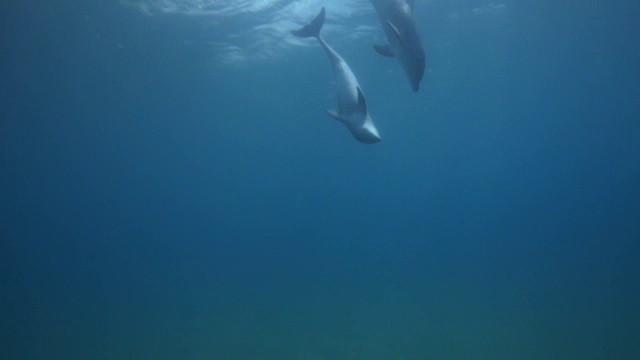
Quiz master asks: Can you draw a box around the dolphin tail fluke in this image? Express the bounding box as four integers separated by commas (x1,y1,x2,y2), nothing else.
291,7,325,38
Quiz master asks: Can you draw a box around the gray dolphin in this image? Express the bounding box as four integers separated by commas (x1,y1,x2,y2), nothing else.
371,0,426,92
292,8,381,144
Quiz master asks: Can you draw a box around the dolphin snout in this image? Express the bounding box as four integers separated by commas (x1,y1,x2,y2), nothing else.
360,130,381,144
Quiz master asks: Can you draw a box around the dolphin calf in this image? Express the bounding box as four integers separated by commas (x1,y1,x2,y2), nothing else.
292,8,381,144
371,0,425,92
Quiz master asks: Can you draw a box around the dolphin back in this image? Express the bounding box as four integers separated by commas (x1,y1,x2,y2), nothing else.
291,8,325,38
371,0,425,92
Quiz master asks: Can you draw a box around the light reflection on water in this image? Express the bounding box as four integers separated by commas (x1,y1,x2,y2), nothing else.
121,0,374,64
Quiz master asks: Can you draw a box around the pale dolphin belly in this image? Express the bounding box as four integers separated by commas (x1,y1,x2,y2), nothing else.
318,38,361,120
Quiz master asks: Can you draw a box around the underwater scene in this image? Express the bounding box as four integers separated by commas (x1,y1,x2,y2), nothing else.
1,0,639,359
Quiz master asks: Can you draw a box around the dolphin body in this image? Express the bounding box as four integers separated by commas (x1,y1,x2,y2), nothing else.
371,0,425,92
292,8,381,144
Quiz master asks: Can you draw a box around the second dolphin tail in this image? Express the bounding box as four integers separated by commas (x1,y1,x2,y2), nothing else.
291,7,325,38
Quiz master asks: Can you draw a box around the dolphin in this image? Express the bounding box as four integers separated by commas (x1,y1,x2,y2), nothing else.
371,0,426,92
292,8,381,144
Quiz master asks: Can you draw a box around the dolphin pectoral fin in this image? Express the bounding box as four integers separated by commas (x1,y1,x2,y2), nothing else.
356,87,368,114
326,109,346,123
385,20,403,44
373,44,394,57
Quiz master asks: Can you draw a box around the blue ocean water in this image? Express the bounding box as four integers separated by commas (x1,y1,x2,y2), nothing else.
1,0,639,359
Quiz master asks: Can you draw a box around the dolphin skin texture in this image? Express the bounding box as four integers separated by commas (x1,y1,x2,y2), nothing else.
292,8,381,144
371,0,425,92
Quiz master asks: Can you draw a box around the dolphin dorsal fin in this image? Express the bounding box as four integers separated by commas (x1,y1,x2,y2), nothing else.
385,20,402,44
356,87,367,114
